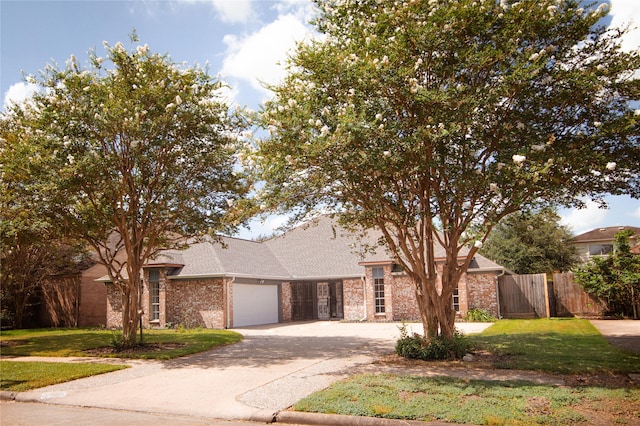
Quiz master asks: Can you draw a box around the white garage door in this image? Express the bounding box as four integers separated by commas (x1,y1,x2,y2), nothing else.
233,283,279,327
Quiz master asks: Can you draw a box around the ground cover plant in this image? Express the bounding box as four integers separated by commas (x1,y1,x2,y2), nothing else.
296,319,640,424
294,374,640,425
0,327,243,359
0,361,128,392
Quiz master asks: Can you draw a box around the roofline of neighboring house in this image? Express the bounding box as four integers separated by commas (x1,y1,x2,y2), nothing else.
166,273,293,281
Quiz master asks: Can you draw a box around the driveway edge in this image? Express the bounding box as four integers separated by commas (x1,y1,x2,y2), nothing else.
275,410,459,426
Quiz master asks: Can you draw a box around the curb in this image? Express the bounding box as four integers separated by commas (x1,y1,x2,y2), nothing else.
0,391,17,401
274,411,461,426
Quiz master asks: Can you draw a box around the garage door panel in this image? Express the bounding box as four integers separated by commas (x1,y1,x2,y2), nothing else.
233,283,279,327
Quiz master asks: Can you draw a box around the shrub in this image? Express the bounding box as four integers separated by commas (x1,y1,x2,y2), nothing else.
395,323,470,360
465,308,496,322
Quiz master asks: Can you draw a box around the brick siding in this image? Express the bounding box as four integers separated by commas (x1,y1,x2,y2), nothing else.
166,278,225,329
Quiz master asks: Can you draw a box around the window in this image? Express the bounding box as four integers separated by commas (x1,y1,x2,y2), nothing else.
149,269,160,321
373,267,385,314
452,287,460,312
588,243,613,257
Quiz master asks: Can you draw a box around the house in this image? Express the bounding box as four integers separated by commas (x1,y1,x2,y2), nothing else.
101,216,506,329
572,226,640,263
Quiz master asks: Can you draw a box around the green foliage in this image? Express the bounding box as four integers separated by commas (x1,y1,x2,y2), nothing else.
480,208,579,274
0,361,128,392
395,323,470,360
257,0,640,339
465,308,496,322
0,39,250,343
574,230,640,318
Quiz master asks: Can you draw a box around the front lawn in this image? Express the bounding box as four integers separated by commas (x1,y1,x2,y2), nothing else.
0,327,243,359
293,318,640,425
0,327,243,392
0,361,128,392
294,374,640,425
468,318,640,374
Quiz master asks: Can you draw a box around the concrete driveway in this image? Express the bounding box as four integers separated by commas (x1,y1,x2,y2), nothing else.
8,322,490,423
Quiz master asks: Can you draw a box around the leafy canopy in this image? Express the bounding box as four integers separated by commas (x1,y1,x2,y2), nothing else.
480,208,579,274
575,230,640,318
1,36,249,340
256,0,639,338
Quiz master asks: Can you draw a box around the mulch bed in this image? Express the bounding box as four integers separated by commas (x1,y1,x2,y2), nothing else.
83,343,186,356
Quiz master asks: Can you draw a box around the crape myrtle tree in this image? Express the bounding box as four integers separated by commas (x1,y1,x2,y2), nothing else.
480,208,579,274
1,37,249,346
256,0,640,340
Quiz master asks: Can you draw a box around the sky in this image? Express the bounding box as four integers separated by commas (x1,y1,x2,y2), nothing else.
1,0,639,239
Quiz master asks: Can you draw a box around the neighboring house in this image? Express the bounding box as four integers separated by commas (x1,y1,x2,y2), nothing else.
100,216,506,329
572,226,640,263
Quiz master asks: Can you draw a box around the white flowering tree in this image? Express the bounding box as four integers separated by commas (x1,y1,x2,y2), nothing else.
1,38,249,345
257,0,640,340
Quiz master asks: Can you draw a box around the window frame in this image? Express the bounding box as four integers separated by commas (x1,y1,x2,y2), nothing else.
149,269,160,321
373,267,385,314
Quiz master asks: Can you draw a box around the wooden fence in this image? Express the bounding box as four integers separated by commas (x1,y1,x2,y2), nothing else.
498,272,604,319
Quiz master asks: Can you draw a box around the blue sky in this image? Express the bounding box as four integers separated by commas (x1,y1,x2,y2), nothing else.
1,0,639,238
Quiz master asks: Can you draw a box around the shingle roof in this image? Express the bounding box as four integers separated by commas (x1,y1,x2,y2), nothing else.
572,226,640,243
265,215,388,278
143,215,506,280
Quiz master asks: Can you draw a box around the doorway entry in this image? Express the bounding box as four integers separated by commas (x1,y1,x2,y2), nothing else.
291,281,343,321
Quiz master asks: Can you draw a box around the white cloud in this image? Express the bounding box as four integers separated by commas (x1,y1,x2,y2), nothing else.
211,0,254,24
560,199,609,235
609,0,640,53
220,12,313,97
2,82,39,110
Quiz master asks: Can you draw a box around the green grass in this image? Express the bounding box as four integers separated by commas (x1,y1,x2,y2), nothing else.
0,360,128,392
294,319,640,424
468,318,640,374
0,327,243,359
294,374,640,425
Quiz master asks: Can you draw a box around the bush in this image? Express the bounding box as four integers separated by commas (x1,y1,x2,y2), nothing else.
395,323,470,360
465,308,496,322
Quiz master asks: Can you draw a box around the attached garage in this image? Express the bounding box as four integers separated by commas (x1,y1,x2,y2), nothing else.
232,282,280,327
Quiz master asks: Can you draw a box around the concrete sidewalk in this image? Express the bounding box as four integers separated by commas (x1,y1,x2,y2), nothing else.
1,322,490,423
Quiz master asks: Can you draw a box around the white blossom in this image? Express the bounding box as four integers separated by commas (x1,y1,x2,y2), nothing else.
512,154,526,165
375,113,383,121
474,240,483,249
634,109,640,116
383,150,391,157
288,98,297,108
320,126,330,136
593,121,602,127
226,199,234,207
166,103,175,110
175,95,183,105
531,144,546,152
489,183,499,192
606,162,617,171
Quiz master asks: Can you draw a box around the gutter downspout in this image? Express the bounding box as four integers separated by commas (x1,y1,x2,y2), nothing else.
226,276,235,329
361,276,367,322
495,269,505,319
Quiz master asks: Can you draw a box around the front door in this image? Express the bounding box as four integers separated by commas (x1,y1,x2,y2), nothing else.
317,282,330,320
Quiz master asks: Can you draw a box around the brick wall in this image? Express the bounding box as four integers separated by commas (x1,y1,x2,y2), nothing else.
166,278,225,328
390,274,420,321
105,285,122,328
342,277,365,321
281,281,293,322
466,272,499,318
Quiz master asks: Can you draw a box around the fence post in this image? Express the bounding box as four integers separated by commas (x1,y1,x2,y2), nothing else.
543,273,551,318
